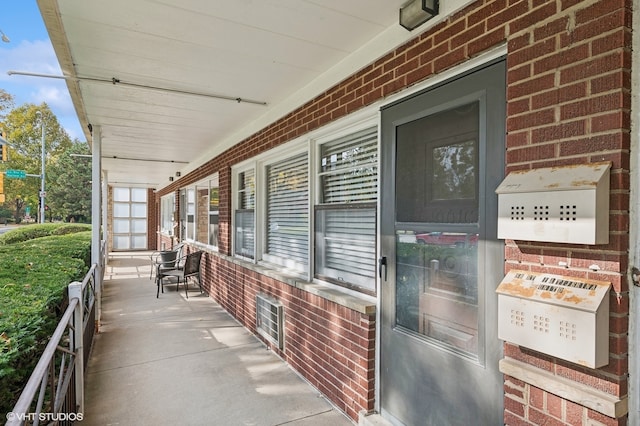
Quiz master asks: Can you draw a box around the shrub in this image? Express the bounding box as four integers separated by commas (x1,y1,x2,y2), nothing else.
0,229,91,414
0,223,91,246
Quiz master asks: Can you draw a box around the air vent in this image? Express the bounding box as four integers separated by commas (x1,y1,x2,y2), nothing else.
256,294,284,349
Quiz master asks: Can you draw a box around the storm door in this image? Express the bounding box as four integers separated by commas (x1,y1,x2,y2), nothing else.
379,61,505,425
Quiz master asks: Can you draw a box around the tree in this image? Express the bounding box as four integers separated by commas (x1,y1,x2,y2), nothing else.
47,141,92,222
0,103,73,222
0,89,14,119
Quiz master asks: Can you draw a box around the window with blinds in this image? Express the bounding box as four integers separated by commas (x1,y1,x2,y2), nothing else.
235,169,255,258
265,153,309,270
186,188,196,241
316,127,378,292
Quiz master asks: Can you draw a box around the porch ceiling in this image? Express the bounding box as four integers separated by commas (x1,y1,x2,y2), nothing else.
38,0,412,188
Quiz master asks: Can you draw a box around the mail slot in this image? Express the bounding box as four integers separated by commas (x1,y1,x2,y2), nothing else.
496,270,611,368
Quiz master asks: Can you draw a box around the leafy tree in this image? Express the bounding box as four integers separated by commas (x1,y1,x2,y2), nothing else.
0,89,14,119
0,103,72,222
47,141,92,222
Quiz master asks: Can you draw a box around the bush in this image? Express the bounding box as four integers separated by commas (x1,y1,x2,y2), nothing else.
0,228,91,414
0,223,91,246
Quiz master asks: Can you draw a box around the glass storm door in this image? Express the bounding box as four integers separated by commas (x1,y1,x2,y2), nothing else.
379,61,505,425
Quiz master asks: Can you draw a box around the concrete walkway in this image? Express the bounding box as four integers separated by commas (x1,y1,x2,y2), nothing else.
79,252,353,426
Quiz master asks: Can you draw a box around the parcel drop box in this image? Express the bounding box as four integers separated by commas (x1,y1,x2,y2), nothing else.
495,162,611,244
496,270,611,368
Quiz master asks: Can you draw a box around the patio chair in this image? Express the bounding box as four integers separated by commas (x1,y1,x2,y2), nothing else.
157,250,204,298
150,243,184,280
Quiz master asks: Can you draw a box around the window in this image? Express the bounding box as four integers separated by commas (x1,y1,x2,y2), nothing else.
231,124,378,293
160,194,175,235
235,169,255,258
315,127,378,292
209,177,219,248
264,152,309,271
186,188,196,241
176,174,219,249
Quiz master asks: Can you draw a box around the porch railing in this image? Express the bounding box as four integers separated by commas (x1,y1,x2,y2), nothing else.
5,259,101,426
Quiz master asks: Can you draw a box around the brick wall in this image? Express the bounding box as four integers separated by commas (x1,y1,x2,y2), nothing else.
197,253,376,419
147,188,157,250
155,0,631,423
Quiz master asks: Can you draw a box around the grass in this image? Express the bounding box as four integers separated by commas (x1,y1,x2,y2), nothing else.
0,224,91,414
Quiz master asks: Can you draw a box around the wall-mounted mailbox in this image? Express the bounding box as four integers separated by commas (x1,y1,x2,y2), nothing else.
495,162,611,244
496,270,610,368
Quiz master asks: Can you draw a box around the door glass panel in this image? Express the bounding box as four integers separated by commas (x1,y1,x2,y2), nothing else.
396,231,479,357
113,219,130,234
113,187,130,202
395,100,480,359
131,203,147,218
113,236,130,250
131,219,146,233
113,203,130,218
132,236,147,249
131,188,147,202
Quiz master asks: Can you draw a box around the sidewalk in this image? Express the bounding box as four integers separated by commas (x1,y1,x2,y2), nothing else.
79,252,353,426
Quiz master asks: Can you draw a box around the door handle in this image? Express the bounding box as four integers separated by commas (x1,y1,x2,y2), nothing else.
378,256,387,281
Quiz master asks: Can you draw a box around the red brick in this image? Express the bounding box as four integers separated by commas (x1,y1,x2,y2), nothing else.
529,386,544,409
531,121,586,144
507,108,556,132
546,392,563,420
591,112,629,133
564,52,628,86
575,0,629,26
509,3,558,35
505,395,526,417
534,16,569,41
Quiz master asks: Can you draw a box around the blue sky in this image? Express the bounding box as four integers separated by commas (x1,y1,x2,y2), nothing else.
0,1,84,141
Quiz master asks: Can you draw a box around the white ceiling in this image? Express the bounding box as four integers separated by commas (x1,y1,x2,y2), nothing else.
38,0,414,188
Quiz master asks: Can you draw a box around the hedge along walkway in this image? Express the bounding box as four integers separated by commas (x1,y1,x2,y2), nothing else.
0,225,92,415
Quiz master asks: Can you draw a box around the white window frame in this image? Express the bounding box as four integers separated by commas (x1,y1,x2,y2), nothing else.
185,187,196,241
160,193,175,236
232,165,257,260
178,173,219,249
208,175,220,249
260,145,310,273
313,124,378,294
231,113,378,294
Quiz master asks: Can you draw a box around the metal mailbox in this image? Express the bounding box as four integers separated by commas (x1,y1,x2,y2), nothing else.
495,162,611,244
496,270,611,368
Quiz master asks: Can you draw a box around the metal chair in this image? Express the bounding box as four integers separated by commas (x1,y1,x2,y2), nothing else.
150,243,184,280
157,251,204,298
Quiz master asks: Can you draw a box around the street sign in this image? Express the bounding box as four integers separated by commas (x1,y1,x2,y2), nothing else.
5,169,26,179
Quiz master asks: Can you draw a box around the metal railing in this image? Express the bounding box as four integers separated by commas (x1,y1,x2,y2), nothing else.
5,261,100,426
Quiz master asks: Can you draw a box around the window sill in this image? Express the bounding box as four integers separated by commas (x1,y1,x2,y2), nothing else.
204,249,376,316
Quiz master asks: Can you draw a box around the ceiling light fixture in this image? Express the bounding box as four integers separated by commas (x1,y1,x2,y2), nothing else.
399,0,439,31
7,71,268,106
0,29,10,43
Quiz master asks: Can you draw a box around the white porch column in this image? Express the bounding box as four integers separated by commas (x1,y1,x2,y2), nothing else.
91,125,103,320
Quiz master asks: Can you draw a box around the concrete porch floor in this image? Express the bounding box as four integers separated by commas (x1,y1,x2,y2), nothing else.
79,251,353,426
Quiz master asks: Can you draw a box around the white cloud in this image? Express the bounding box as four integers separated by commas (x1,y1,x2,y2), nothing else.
1,39,85,141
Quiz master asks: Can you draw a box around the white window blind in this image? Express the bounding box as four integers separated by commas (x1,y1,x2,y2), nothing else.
316,127,378,292
266,153,308,269
235,169,255,258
